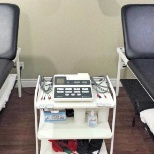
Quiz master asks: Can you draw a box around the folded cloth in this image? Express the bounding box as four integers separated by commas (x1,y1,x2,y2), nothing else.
140,108,154,134
76,139,89,154
88,139,103,154
49,140,77,153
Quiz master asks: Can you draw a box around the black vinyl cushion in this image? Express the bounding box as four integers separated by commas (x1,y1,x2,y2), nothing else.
120,79,152,114
122,5,154,137
0,59,14,89
128,59,154,99
122,4,154,59
136,100,154,113
0,4,20,60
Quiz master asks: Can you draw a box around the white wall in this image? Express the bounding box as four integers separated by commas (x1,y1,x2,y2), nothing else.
1,0,154,79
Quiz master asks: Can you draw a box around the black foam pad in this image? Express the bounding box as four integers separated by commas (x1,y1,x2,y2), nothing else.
128,59,154,100
0,59,14,89
0,4,20,60
122,4,154,59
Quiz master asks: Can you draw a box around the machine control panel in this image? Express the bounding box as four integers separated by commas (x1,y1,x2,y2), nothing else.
53,73,93,101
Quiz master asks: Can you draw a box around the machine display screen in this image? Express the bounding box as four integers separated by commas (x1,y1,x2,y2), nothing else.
56,78,65,84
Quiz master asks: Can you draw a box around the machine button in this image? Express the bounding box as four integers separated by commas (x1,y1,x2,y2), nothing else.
82,88,88,90
74,88,80,90
65,91,72,93
74,91,80,93
57,91,64,93
57,88,64,90
82,91,89,93
65,88,72,90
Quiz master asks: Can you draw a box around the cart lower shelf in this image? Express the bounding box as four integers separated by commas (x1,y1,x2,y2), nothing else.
40,139,108,154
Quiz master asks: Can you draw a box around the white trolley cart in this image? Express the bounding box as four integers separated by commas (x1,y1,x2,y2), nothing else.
34,76,116,154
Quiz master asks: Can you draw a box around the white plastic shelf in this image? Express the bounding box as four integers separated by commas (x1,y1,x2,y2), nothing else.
38,110,112,140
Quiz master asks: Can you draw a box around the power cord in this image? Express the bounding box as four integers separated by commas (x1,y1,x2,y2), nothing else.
21,85,35,95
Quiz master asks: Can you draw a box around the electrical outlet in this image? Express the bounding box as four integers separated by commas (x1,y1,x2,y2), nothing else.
14,62,24,69
120,61,127,69
20,62,24,69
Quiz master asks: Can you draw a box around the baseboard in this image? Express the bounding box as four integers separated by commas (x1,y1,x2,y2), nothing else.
20,78,122,88
20,79,37,87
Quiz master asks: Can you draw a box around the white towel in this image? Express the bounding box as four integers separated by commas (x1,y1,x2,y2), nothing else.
0,74,17,111
140,108,154,134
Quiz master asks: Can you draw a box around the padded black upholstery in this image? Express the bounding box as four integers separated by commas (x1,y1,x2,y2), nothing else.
122,4,154,60
136,100,154,113
121,5,154,137
128,59,154,99
0,4,20,89
0,4,20,60
0,59,14,88
122,4,154,100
